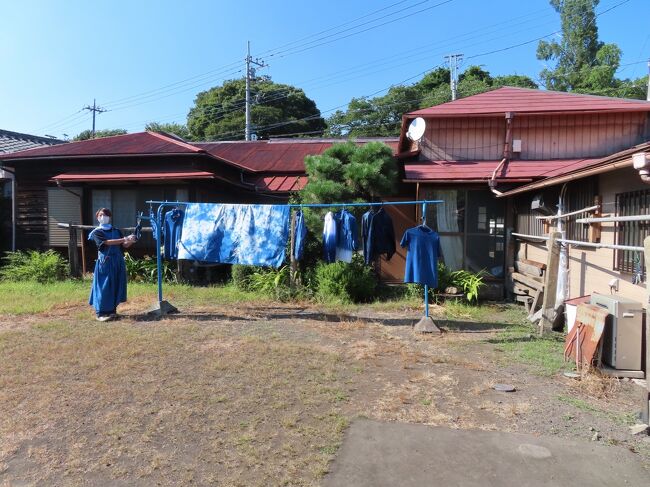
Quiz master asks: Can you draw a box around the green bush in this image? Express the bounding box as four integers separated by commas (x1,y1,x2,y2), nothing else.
450,269,486,303
315,255,377,303
246,265,294,301
124,252,176,283
0,250,69,283
231,264,263,291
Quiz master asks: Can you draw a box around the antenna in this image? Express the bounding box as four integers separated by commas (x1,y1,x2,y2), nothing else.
406,117,426,142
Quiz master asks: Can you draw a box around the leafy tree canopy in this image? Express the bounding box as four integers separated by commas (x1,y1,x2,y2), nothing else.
187,78,326,141
73,129,127,141
326,67,537,137
145,122,191,140
537,0,645,98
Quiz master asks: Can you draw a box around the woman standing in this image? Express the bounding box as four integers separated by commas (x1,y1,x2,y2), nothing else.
88,208,136,321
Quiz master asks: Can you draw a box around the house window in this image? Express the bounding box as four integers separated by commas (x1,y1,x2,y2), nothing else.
564,178,597,241
614,189,650,274
422,188,505,278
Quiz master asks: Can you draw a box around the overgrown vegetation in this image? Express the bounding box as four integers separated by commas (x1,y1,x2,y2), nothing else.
124,252,176,283
0,250,69,283
315,255,377,303
406,263,486,303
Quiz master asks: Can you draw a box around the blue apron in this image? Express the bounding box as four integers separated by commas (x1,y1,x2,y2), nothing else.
89,227,127,315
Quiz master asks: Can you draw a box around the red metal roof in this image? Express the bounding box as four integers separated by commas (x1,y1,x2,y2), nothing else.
498,141,650,197
407,87,650,118
0,131,203,160
250,175,308,192
51,169,215,182
403,158,598,181
195,138,399,173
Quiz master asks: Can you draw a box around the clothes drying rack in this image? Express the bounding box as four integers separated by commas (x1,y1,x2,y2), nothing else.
144,199,444,332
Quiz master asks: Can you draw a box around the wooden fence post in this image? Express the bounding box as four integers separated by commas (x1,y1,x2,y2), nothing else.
641,237,650,425
67,222,81,278
538,231,561,335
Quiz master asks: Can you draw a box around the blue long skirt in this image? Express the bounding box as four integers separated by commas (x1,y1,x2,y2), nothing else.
89,246,127,315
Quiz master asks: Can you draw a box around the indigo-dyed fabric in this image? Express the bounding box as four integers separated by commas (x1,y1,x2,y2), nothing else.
293,210,307,261
322,211,337,263
362,208,396,264
400,226,441,287
177,203,290,268
334,209,358,263
163,208,184,260
88,226,127,315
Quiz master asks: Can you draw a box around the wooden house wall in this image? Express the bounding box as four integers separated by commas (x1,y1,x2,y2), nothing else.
420,112,649,161
8,156,266,251
516,166,648,306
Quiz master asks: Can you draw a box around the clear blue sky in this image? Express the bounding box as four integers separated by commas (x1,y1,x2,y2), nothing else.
1,0,648,139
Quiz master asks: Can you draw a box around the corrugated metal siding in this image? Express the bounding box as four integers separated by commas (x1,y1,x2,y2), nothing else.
420,113,647,162
421,117,503,161
47,187,82,247
514,113,647,159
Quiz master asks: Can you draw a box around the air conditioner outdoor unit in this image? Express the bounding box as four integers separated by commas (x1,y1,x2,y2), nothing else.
590,293,643,371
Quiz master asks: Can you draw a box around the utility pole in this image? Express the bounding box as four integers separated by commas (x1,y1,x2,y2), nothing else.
646,59,650,101
82,99,107,138
245,41,266,141
445,53,463,101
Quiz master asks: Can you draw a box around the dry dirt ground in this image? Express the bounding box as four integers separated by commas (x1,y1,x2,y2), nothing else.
1,298,649,486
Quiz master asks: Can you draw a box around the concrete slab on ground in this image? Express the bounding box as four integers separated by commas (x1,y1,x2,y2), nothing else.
324,420,650,487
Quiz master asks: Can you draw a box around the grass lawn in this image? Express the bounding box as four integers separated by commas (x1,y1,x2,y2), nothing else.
0,316,351,485
2,280,646,484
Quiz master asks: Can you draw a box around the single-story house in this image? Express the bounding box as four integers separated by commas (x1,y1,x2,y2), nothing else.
0,129,65,252
0,132,399,274
395,86,650,299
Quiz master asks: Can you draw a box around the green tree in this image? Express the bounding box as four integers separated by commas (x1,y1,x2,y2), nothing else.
145,122,191,140
295,141,399,275
73,129,127,141
536,0,644,98
327,66,537,137
187,78,326,141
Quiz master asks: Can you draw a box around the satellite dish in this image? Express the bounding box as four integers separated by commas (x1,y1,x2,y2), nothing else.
406,117,426,141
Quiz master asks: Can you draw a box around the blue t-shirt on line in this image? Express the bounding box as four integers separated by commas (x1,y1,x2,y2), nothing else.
400,226,442,288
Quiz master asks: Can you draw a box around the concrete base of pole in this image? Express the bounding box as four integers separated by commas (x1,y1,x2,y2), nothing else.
147,300,179,318
413,316,442,334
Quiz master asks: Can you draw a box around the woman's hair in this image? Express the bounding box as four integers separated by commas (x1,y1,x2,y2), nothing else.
96,208,112,218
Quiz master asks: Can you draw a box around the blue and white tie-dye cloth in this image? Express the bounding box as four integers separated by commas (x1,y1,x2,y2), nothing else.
177,203,290,268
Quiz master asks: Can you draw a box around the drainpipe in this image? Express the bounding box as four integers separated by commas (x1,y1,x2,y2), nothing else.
489,112,515,196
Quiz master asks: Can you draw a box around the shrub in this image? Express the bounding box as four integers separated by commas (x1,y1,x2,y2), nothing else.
246,265,293,301
404,264,486,304
0,250,69,283
450,269,486,303
315,255,377,303
124,252,176,283
231,264,263,291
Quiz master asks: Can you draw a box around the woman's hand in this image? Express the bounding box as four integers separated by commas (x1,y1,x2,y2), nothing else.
122,234,137,248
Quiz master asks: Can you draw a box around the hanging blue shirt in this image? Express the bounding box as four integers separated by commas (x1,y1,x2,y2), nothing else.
293,210,307,261
400,226,441,288
177,203,290,268
322,211,337,263
88,225,128,315
163,208,184,260
334,209,358,263
362,208,396,264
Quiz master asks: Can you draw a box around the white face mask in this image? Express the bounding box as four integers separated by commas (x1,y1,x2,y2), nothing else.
98,215,110,225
